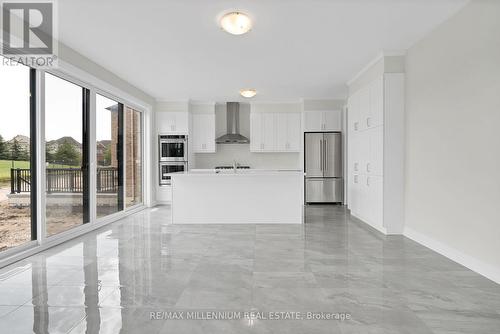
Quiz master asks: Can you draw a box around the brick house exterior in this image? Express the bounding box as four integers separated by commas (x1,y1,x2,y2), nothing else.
108,104,142,205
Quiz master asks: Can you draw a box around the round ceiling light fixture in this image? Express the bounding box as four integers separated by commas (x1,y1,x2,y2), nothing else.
220,12,252,35
240,89,257,98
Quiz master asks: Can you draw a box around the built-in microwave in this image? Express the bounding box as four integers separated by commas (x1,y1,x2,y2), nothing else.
159,162,187,186
159,135,188,162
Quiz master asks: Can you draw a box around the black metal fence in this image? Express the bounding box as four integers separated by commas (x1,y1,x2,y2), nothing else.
10,167,119,194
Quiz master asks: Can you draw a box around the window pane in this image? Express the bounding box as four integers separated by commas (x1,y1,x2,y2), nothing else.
125,107,142,207
45,73,88,236
0,56,33,251
96,94,123,218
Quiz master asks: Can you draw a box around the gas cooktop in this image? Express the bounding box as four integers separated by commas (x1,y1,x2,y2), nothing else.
215,166,251,170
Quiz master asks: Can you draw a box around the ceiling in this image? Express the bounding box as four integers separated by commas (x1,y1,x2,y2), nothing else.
57,0,468,102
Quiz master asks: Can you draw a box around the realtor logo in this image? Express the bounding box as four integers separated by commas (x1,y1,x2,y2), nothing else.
1,1,57,67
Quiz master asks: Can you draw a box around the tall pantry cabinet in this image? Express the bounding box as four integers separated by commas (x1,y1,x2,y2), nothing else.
347,73,405,234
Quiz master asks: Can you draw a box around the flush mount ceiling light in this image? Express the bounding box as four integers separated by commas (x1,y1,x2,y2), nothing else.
240,89,257,98
220,12,252,35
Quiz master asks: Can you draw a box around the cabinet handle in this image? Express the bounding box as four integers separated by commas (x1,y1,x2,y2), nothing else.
366,117,371,127
354,122,358,131
366,177,370,186
366,163,371,173
354,162,358,171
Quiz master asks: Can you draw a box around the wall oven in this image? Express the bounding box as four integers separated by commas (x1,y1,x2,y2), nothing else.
159,135,188,162
159,162,187,186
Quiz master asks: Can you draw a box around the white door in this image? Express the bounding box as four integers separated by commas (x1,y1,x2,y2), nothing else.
304,111,323,131
359,130,370,175
262,113,275,151
250,113,263,151
157,112,177,133
323,110,342,131
206,114,216,152
349,133,361,176
357,174,369,221
275,113,288,151
348,93,360,133
192,114,204,152
368,126,384,176
358,87,370,131
175,112,189,133
369,76,384,128
350,174,360,215
367,175,384,228
287,113,301,151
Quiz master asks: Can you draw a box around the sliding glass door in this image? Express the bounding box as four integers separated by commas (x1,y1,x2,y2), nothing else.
0,56,36,252
96,94,123,218
44,73,89,236
125,107,143,207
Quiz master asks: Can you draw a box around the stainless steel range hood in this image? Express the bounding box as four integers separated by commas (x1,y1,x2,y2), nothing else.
215,102,250,144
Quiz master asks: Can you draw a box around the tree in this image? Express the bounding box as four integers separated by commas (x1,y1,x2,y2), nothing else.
103,146,112,166
54,141,81,166
9,139,28,161
0,135,6,159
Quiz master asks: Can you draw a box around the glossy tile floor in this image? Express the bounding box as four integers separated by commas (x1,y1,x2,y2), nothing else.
1,205,499,333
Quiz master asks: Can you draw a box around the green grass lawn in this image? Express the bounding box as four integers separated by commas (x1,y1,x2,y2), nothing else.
0,160,30,183
0,160,81,183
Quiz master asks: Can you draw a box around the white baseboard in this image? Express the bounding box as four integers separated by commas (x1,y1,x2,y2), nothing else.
404,227,500,285
351,212,388,235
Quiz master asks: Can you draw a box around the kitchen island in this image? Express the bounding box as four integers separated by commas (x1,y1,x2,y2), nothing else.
170,170,304,224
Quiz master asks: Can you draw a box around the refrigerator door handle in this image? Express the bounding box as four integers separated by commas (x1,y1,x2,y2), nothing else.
324,137,328,171
319,140,323,171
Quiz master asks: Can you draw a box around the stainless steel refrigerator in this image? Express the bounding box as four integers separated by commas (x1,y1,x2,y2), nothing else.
305,132,343,203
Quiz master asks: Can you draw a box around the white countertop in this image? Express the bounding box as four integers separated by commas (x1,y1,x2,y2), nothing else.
170,169,304,176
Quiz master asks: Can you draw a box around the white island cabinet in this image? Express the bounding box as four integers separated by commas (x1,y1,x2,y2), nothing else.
171,170,303,224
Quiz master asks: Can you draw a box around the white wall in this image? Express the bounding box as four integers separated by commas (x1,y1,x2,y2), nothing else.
405,0,500,281
192,103,302,169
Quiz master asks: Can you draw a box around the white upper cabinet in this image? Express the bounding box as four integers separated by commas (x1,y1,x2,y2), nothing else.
358,88,370,131
275,113,288,151
262,113,276,152
304,111,323,131
286,112,301,151
250,112,301,152
157,112,189,133
250,113,263,152
369,76,384,128
304,110,342,132
192,113,216,153
349,76,384,132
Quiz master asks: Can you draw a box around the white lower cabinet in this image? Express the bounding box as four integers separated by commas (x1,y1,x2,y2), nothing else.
367,175,384,229
351,174,383,230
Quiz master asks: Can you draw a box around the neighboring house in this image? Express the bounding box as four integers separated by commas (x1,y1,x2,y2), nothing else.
46,136,82,155
6,135,30,155
96,140,111,166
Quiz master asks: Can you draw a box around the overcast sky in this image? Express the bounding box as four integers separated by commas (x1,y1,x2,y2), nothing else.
0,58,117,143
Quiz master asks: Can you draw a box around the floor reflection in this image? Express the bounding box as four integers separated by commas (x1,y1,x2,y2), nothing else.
0,206,500,334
